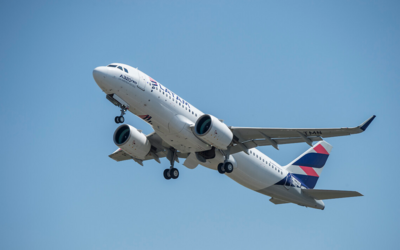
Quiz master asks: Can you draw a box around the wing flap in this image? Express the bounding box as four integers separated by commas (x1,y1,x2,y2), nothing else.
303,189,363,200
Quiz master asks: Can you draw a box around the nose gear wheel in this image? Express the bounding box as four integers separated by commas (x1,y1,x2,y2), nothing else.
115,116,125,124
114,106,128,124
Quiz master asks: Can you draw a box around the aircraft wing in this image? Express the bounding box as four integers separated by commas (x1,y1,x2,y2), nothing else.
302,189,363,200
108,148,168,166
109,132,188,165
230,115,375,150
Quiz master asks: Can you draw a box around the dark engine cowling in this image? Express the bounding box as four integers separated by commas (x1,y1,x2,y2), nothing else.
113,124,151,159
194,114,233,150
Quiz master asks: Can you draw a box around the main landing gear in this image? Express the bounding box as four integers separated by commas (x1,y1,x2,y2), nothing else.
217,148,234,174
115,106,128,124
163,168,179,180
164,148,179,180
217,162,234,174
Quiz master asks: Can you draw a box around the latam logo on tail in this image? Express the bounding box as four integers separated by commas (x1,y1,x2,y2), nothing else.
285,141,332,189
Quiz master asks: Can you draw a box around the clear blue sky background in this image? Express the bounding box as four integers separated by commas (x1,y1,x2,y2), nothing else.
1,1,399,249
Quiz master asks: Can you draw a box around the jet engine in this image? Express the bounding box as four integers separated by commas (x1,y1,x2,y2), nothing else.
194,114,233,150
113,124,151,159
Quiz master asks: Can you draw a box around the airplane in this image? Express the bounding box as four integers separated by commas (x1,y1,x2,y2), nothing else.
93,63,376,210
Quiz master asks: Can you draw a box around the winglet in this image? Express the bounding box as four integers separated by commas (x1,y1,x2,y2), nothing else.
359,115,376,131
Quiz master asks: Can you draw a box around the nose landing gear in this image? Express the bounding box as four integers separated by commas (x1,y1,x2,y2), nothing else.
115,116,124,123
115,106,128,124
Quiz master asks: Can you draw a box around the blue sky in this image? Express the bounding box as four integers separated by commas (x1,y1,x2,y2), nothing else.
1,1,399,249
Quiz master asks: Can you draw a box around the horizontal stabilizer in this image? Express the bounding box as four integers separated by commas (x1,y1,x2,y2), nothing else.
303,189,363,200
269,198,290,205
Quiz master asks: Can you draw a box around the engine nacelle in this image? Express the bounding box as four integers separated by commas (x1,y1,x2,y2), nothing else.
113,124,151,160
194,114,233,150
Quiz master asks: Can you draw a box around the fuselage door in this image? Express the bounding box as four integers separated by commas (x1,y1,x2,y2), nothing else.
137,71,147,91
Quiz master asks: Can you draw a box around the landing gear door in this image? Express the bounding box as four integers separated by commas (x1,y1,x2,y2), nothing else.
137,71,147,91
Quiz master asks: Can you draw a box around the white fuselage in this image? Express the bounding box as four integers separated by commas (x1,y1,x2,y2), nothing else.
93,63,325,209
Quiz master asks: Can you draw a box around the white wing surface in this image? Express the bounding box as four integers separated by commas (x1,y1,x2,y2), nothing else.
230,115,375,151
303,189,363,200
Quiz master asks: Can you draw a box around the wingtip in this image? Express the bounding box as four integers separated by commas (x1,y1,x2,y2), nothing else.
360,115,376,131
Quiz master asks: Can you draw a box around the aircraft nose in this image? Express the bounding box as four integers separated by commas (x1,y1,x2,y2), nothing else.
93,66,106,81
93,66,108,89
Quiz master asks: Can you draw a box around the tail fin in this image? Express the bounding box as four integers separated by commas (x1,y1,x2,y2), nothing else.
285,141,332,189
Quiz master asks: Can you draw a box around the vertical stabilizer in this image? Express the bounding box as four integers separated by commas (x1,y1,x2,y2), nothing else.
284,141,332,189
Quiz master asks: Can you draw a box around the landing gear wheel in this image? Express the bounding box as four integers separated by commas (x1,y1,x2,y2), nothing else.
224,162,234,173
118,116,124,123
217,163,226,174
115,116,120,123
170,168,179,179
163,169,171,180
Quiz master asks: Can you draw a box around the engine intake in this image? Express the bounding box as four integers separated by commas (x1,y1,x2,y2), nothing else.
113,124,151,159
194,114,233,150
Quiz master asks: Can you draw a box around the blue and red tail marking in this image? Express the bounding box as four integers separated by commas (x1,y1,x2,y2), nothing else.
284,141,332,189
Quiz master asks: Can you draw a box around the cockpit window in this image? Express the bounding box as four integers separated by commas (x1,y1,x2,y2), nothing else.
124,68,128,73
117,66,123,71
107,65,117,67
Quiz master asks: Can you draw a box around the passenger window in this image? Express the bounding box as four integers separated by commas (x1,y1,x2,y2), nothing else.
124,68,128,73
117,66,123,71
195,114,197,117
192,111,194,114
263,159,264,162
